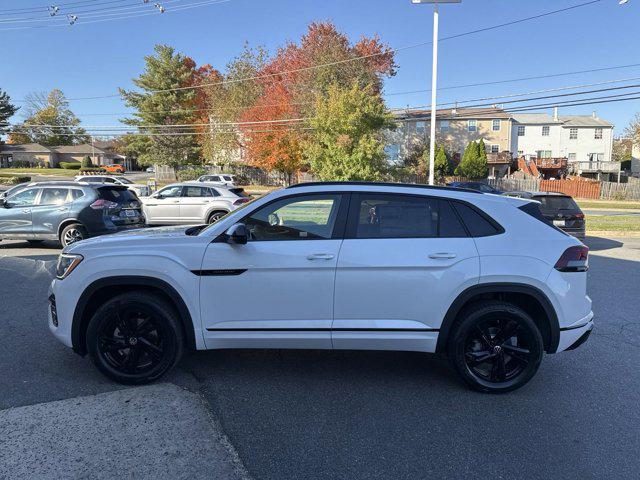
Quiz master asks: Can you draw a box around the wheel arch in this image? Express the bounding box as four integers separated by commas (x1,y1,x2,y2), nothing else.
71,275,196,356
57,218,83,239
436,283,560,354
206,208,230,222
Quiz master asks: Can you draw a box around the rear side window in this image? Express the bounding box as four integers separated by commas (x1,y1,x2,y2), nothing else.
39,188,70,205
98,187,138,203
452,202,502,237
71,189,85,200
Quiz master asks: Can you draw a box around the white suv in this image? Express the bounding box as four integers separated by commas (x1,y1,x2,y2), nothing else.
197,174,236,186
48,182,593,392
74,175,150,197
141,182,251,225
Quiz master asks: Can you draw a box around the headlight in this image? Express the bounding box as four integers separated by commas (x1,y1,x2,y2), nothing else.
56,254,83,279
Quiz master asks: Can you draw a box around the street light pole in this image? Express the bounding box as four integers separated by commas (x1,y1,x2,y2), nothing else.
412,0,460,185
428,3,439,186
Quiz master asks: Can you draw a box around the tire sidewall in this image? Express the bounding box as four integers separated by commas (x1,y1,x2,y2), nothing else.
60,223,86,248
86,293,184,385
450,303,544,393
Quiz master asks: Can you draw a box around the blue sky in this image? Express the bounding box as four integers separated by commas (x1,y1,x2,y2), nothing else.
1,0,639,134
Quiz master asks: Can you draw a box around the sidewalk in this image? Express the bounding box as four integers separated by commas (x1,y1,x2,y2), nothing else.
0,383,250,480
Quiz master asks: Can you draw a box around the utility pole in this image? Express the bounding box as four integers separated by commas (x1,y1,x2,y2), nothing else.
412,0,461,184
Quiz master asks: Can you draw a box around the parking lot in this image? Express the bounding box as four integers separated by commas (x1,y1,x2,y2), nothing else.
1,235,639,479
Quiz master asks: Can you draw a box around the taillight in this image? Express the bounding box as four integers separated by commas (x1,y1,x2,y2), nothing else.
233,198,251,206
554,246,589,272
90,199,118,210
574,213,585,219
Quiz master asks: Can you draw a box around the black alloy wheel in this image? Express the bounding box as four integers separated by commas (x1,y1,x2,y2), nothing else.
208,211,227,224
87,292,184,384
449,301,543,393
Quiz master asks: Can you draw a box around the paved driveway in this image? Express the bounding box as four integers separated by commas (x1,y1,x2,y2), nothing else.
1,236,638,479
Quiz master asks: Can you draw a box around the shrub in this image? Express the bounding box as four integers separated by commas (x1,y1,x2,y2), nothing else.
59,162,82,170
0,174,32,184
81,156,93,168
177,167,207,182
10,160,32,168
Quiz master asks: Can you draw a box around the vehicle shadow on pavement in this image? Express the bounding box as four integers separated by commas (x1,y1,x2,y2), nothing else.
583,235,623,251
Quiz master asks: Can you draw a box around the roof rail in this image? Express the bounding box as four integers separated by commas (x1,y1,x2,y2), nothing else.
286,181,481,194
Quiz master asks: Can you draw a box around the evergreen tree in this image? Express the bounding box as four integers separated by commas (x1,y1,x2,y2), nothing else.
0,89,18,138
457,140,488,179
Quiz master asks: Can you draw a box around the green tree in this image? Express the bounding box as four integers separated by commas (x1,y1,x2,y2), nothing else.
457,140,488,179
9,90,87,146
420,143,450,183
306,83,394,181
81,155,93,168
120,45,201,167
0,89,18,138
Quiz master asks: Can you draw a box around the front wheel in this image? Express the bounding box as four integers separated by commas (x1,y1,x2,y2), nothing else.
448,301,544,393
86,292,184,385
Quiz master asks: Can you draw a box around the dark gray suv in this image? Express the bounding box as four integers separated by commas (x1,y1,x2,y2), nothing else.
0,181,145,247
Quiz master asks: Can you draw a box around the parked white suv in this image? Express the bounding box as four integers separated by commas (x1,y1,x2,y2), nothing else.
197,173,236,186
74,175,150,197
48,182,593,392
141,182,251,225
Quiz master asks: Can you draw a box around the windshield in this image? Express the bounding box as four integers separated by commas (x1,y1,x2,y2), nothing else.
116,177,134,184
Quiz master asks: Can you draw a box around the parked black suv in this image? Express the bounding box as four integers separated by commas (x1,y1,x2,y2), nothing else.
503,191,585,238
0,181,145,247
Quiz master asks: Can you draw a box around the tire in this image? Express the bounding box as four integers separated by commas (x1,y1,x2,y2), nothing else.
60,223,87,248
207,210,227,224
86,292,184,385
448,301,544,393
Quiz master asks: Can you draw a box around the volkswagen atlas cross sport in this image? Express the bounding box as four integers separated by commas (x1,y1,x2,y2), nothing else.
48,182,593,393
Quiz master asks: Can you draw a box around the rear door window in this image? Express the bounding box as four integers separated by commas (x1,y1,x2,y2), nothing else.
182,186,212,197
38,188,70,205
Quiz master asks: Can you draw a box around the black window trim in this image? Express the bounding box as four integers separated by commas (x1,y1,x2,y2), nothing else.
343,191,504,240
234,191,351,242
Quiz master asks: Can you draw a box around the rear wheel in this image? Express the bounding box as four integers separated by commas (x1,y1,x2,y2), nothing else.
207,210,227,224
60,223,87,247
448,301,543,393
86,292,184,385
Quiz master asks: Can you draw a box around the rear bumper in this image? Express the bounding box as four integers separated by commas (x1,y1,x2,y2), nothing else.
556,311,594,352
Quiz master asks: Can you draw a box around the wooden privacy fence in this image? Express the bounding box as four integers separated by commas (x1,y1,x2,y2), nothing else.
539,179,601,199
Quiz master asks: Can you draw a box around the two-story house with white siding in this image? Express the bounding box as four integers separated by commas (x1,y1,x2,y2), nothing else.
511,108,618,181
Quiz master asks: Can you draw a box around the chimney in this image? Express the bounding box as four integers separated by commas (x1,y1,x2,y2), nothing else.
553,107,558,121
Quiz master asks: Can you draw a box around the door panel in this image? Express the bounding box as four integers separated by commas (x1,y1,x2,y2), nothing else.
32,187,71,236
179,185,213,223
200,193,347,350
143,186,182,224
332,193,480,352
0,188,40,235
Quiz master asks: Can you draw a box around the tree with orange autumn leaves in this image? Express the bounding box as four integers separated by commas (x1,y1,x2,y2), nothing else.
205,22,396,180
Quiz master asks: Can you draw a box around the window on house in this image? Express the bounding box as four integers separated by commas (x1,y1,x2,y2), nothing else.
492,119,501,131
517,126,526,136
536,150,552,159
569,128,578,140
468,120,477,132
542,126,550,136
416,121,426,134
384,144,401,163
440,120,450,133
517,150,524,156
594,128,603,140
490,145,500,154
589,153,604,162
568,153,577,161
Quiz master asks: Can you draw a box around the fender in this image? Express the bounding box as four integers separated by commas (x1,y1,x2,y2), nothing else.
436,282,560,354
71,275,196,355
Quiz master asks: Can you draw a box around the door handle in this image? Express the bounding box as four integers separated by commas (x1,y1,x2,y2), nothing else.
428,252,457,259
56,207,67,212
21,209,30,214
307,253,335,260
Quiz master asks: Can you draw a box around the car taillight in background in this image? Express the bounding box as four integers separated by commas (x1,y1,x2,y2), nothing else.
90,199,119,210
233,198,252,206
555,246,589,272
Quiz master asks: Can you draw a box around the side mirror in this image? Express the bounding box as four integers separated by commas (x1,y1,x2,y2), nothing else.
225,223,248,245
0,198,6,207
153,193,163,199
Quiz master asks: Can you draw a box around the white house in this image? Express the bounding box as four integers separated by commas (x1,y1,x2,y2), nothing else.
511,108,617,180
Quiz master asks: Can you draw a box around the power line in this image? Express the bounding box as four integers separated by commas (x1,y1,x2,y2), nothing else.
25,0,604,100
0,0,127,15
0,0,138,20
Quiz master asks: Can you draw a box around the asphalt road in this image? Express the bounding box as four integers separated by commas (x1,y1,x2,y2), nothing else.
1,236,639,479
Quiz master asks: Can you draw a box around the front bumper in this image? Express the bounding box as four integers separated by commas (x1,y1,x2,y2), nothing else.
48,280,74,349
556,311,594,352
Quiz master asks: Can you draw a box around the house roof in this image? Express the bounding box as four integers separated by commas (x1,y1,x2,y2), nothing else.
511,112,613,127
0,143,51,153
395,107,511,120
51,144,106,154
